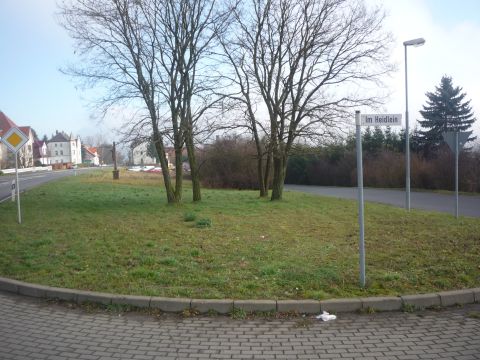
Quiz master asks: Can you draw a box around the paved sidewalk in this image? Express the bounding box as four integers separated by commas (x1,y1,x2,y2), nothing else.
0,291,479,360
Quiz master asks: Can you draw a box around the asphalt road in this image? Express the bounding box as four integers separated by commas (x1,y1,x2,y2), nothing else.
0,168,95,203
0,291,479,360
285,184,480,218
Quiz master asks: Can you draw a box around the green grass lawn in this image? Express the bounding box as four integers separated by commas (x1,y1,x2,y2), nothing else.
0,170,479,300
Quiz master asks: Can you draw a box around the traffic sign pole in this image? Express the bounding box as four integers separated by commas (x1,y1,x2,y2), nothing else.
0,127,28,224
455,132,459,219
442,131,472,218
15,153,22,224
356,111,366,288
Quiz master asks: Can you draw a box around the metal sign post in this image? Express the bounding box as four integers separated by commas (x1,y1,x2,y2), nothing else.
356,112,402,288
0,127,28,224
442,131,472,218
355,111,366,287
15,153,22,223
11,180,15,202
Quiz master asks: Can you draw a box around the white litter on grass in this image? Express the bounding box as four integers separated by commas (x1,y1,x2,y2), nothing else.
316,311,337,321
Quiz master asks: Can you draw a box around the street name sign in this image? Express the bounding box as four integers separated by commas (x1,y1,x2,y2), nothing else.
1,127,28,153
360,114,402,126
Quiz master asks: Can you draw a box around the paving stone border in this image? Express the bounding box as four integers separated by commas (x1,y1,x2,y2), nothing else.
0,277,478,315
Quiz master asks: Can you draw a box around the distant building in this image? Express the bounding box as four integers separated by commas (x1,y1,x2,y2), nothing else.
47,130,82,166
82,145,100,166
0,111,17,169
0,111,35,169
131,142,160,166
33,140,50,165
18,126,35,168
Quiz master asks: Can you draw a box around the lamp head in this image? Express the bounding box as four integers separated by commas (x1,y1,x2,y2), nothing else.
403,38,426,47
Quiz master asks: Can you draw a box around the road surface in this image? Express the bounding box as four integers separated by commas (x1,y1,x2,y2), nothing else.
285,184,480,218
0,168,95,203
0,291,478,360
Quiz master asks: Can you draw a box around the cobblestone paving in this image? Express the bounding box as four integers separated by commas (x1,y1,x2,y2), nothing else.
0,291,479,360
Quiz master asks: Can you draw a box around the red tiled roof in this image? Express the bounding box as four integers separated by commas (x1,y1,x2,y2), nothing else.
0,111,18,137
82,145,98,157
18,126,32,137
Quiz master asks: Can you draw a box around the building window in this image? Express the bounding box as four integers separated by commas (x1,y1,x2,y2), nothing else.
55,144,57,147
55,151,58,156
60,143,63,147
60,150,63,155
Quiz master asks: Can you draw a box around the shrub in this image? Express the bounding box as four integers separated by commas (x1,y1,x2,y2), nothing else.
195,218,212,228
183,212,196,222
198,136,263,190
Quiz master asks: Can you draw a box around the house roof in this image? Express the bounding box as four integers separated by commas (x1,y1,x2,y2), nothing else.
19,126,32,137
49,131,71,143
83,146,98,157
0,111,18,137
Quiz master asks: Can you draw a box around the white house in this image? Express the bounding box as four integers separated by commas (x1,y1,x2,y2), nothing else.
131,142,160,166
47,131,82,166
18,126,35,168
82,145,100,166
34,140,50,165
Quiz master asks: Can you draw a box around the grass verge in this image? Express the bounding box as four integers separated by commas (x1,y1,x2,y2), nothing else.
0,170,479,300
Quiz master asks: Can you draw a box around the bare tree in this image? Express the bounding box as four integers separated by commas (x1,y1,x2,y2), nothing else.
59,0,231,203
59,0,178,202
224,0,392,200
149,0,232,202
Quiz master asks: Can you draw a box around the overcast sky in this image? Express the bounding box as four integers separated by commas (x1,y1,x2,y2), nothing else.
1,0,479,141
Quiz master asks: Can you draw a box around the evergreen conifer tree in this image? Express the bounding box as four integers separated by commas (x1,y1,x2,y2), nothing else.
418,76,476,154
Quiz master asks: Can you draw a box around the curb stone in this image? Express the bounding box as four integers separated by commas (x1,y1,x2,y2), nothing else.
361,296,402,312
320,298,362,313
77,290,114,305
234,300,276,313
472,288,480,303
0,278,22,293
111,295,151,308
401,293,441,309
191,299,233,314
150,297,191,312
277,300,320,314
0,276,478,315
45,287,78,302
438,290,475,307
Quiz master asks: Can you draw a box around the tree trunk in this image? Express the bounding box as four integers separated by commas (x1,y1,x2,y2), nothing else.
185,134,201,202
257,156,267,197
153,128,177,203
174,146,183,201
263,146,272,196
271,153,286,201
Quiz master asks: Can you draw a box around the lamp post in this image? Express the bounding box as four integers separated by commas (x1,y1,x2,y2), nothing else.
403,37,425,211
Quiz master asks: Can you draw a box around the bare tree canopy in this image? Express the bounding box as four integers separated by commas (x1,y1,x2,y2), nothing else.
222,0,393,200
59,0,231,203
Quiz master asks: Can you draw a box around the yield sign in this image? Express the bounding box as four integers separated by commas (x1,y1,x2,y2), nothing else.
442,131,472,152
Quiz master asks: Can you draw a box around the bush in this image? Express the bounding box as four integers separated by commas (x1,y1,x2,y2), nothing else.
183,212,196,222
285,144,480,192
198,137,262,190
195,218,212,228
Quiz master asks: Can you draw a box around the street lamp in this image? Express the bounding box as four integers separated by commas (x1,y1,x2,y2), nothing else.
403,37,425,211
